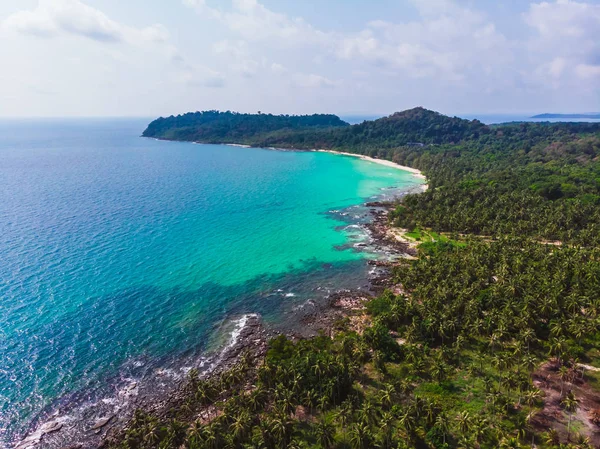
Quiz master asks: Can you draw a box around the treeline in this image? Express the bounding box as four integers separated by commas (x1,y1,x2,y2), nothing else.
143,107,489,148
388,123,600,245
142,111,348,144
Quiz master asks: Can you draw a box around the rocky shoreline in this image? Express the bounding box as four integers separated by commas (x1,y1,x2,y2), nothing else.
17,199,412,449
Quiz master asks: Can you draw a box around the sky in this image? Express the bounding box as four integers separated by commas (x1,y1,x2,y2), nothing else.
0,0,599,118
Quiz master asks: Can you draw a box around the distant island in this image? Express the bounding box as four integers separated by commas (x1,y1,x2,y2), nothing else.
531,113,600,119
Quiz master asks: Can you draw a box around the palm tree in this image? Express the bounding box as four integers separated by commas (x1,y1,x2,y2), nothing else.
398,410,417,438
145,423,161,447
499,436,524,448
373,350,387,374
203,423,221,449
431,362,447,383
278,388,295,416
270,413,294,448
561,390,579,442
456,410,472,435
349,422,372,449
357,400,377,426
314,416,336,449
379,383,395,410
435,413,450,445
165,419,186,447
248,387,267,413
303,389,317,410
230,411,250,444
549,337,568,363
558,365,570,396
379,411,395,449
543,429,559,447
471,417,488,448
196,380,216,406
335,401,352,442
524,388,541,409
187,420,204,448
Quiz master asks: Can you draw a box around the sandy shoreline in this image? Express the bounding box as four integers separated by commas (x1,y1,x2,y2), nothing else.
314,149,427,180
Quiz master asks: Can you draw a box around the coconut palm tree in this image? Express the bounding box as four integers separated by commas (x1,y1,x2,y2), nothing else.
187,420,204,449
456,410,472,435
379,383,395,410
543,429,559,447
379,411,395,449
314,416,336,449
349,422,372,449
357,400,377,426
435,413,451,445
230,412,250,444
557,365,571,396
335,400,352,443
561,390,579,442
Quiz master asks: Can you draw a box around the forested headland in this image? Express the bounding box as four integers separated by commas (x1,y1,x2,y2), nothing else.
116,108,600,449
142,111,349,144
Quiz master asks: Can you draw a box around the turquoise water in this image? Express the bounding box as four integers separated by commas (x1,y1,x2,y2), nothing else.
0,119,421,444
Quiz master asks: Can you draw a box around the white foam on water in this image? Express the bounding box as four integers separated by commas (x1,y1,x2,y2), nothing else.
226,314,258,350
284,293,296,297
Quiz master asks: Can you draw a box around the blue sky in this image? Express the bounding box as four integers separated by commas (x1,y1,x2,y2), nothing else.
0,0,599,117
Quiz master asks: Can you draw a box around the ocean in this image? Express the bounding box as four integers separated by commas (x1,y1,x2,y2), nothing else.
0,118,423,446
341,113,600,125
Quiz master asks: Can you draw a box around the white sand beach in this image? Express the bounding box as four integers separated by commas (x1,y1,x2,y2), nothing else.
315,149,427,181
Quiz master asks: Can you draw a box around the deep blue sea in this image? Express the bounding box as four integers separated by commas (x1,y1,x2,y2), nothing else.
0,119,423,446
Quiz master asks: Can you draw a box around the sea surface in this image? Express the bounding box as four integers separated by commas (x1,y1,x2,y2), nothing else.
459,113,600,125
0,118,422,446
342,113,600,125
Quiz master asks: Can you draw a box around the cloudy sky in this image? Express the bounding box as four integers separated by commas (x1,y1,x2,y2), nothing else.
1,0,599,117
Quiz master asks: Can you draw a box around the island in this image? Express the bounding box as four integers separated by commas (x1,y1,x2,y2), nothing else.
532,113,600,119
102,108,600,449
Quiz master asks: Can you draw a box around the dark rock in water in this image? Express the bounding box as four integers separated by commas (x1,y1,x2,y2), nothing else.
365,201,389,207
368,260,392,267
91,416,114,431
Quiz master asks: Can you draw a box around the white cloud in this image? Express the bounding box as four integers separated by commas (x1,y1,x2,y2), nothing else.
575,63,600,79
524,0,600,38
270,63,287,75
184,0,326,44
2,0,169,45
178,64,226,88
524,0,600,86
3,0,599,117
291,73,338,89
336,3,511,83
186,0,511,86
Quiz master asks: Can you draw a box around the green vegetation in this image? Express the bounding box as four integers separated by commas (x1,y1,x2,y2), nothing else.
118,109,600,448
142,111,348,144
